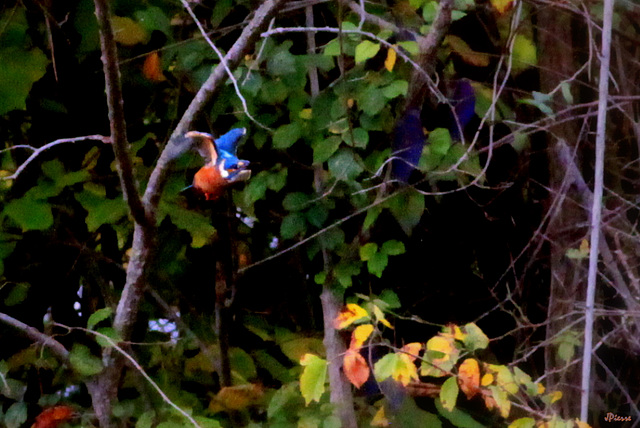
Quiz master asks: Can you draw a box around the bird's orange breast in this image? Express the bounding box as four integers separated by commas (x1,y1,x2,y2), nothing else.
193,165,227,200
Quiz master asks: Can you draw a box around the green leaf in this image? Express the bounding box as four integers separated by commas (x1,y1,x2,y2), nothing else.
342,127,369,149
511,35,537,74
440,376,459,411
318,227,344,251
0,45,49,114
423,1,439,22
435,398,486,428
268,47,297,76
313,136,342,164
230,347,258,381
70,344,103,376
357,86,386,116
367,252,388,278
135,7,171,36
382,80,409,99
429,128,452,156
95,327,122,348
373,353,399,381
355,40,381,63
488,385,511,418
328,148,363,180
387,190,425,235
160,202,216,248
462,323,489,352
283,192,310,211
381,240,405,256
281,213,306,239
379,289,401,309
299,354,327,405
87,307,113,330
323,38,341,56
334,260,361,288
363,205,382,231
136,411,156,428
3,283,29,306
359,243,378,261
268,382,302,419
273,122,303,149
4,402,27,428
306,204,328,228
4,198,53,231
314,271,327,285
75,185,129,232
508,418,536,428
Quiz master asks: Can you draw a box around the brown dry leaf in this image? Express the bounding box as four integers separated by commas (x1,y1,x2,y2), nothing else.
446,35,490,67
208,384,264,413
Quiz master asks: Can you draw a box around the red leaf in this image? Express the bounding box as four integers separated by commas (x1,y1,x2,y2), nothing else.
343,349,370,388
31,405,76,428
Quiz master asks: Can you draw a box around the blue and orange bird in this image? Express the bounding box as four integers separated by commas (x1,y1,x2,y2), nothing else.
185,128,251,200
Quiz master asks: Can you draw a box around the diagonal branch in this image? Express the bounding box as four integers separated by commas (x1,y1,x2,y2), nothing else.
0,312,69,363
93,0,149,227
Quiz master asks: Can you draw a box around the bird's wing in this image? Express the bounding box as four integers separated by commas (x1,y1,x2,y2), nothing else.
215,128,246,156
186,131,218,165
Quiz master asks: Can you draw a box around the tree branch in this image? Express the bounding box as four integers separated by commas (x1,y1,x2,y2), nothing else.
0,135,110,181
581,0,614,421
93,0,149,228
0,312,69,363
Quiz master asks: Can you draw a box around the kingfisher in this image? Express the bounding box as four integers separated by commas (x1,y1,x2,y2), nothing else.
184,128,251,200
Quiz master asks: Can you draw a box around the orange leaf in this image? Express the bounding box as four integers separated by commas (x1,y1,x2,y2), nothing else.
334,303,369,329
208,384,264,413
457,358,480,399
349,324,374,351
401,342,422,361
31,405,75,428
143,52,166,82
343,349,370,388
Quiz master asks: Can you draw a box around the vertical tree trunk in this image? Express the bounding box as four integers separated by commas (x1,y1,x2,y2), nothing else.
537,5,583,418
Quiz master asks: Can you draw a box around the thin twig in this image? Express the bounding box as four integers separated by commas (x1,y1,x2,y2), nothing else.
0,135,110,181
0,312,69,362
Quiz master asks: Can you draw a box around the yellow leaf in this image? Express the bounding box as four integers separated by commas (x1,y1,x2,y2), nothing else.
373,305,393,329
490,0,513,14
111,16,148,46
350,324,374,350
385,46,397,72
481,373,494,386
537,383,545,394
394,354,419,386
208,384,264,413
575,419,592,428
549,390,563,404
457,358,480,399
299,108,313,120
334,303,369,329
371,405,390,426
422,335,458,377
343,349,370,388
579,238,589,253
446,35,490,67
347,98,355,108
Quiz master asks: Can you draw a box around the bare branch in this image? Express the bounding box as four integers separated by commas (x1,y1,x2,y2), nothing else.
0,135,110,181
581,0,614,420
93,0,149,227
0,312,69,362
